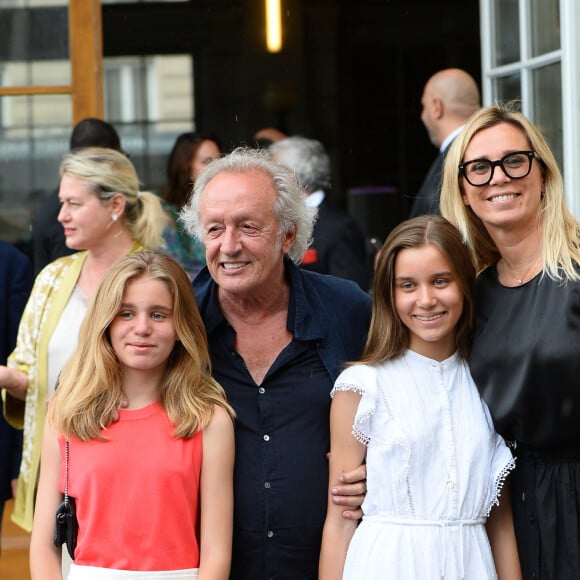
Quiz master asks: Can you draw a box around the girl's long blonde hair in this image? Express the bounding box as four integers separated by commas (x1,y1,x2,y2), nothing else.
49,251,234,440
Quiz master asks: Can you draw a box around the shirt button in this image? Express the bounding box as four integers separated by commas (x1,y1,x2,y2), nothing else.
264,481,271,488
258,387,265,394
263,434,270,441
267,530,274,538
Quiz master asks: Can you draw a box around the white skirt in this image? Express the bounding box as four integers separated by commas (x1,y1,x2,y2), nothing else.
68,564,199,579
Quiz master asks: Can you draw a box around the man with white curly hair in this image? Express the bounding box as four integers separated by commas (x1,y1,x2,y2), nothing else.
181,147,371,580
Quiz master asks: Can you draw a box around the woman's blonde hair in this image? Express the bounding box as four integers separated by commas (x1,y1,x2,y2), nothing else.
49,251,234,440
360,215,475,364
440,103,580,280
60,147,166,250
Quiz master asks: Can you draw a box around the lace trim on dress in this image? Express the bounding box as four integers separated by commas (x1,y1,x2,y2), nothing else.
352,425,371,446
484,456,516,517
331,382,365,397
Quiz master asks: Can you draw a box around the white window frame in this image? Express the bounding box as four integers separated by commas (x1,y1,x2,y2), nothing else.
479,0,580,217
560,1,580,217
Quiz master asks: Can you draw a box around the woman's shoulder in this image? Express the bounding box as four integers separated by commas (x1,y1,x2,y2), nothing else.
475,263,498,288
40,252,85,274
202,405,234,452
206,404,234,429
332,361,397,398
334,363,375,391
32,252,85,290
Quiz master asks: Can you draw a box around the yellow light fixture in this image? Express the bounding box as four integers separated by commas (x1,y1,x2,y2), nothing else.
266,0,282,53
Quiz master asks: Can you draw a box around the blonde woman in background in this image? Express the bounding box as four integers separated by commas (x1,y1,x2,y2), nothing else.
0,147,166,534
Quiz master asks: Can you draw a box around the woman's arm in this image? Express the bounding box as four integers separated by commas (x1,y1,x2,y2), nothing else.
29,418,63,579
329,463,367,520
319,390,366,580
198,405,235,580
486,480,522,580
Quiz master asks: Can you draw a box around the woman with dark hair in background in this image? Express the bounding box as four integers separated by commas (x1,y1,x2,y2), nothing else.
161,132,221,280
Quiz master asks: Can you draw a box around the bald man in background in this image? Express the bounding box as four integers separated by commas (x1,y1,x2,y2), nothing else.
409,68,480,217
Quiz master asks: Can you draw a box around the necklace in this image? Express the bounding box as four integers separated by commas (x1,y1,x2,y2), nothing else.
500,254,542,285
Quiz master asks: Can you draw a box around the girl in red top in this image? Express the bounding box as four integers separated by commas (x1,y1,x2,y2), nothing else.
30,251,235,579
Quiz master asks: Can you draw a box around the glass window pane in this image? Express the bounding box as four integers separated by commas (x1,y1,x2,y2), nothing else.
532,63,563,173
103,55,194,195
0,3,69,87
0,1,65,7
101,0,185,3
1,60,70,89
131,64,148,121
104,68,123,121
530,0,560,57
492,0,520,66
492,73,521,105
0,94,72,251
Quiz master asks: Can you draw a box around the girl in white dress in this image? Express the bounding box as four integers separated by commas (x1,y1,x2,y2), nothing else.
319,215,522,580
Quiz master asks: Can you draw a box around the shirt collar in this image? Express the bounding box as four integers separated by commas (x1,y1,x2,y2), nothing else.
440,124,465,153
199,258,327,341
305,190,325,208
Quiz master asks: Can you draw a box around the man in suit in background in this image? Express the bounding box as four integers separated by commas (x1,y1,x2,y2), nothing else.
270,136,370,291
409,68,480,217
31,118,124,273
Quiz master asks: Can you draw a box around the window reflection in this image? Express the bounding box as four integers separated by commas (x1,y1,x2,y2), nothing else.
530,0,560,57
492,0,519,66
532,63,563,172
0,94,71,248
0,1,65,6
0,2,69,86
492,73,521,105
0,54,194,251
103,54,194,194
1,60,69,91
101,0,185,3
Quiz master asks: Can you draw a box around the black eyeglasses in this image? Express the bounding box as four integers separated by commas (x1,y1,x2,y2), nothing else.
458,150,541,187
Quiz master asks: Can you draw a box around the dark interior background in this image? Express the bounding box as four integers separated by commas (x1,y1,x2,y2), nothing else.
103,0,481,243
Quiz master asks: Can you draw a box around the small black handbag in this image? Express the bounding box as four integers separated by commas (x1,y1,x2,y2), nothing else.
53,440,78,559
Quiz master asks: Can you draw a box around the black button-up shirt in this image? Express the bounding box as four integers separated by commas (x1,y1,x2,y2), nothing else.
194,260,371,579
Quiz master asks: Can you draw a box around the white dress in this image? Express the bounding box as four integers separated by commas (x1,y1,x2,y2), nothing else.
332,350,515,580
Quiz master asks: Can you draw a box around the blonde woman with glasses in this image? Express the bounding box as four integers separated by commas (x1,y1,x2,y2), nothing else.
440,103,580,580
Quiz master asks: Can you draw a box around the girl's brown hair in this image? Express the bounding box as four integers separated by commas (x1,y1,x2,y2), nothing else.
360,215,476,364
